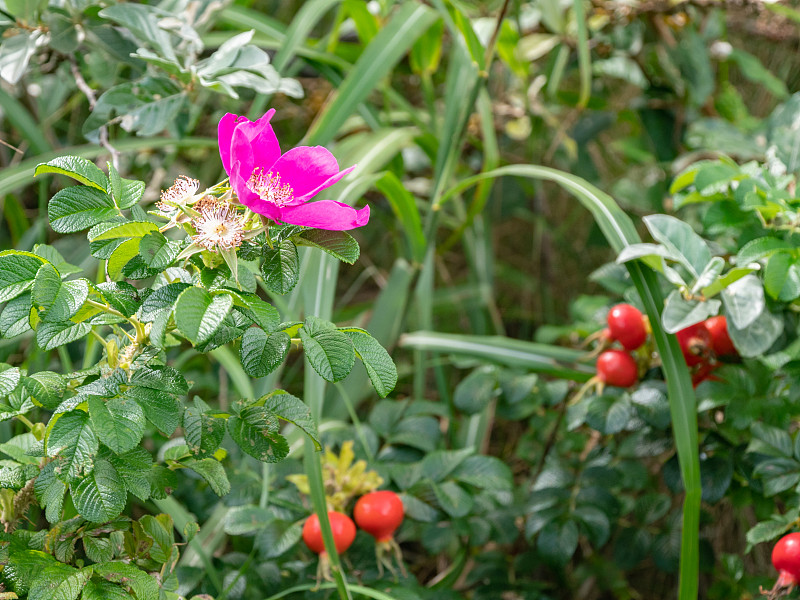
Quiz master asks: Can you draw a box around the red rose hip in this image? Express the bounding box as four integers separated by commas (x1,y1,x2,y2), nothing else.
302,511,356,555
607,304,647,351
704,316,736,357
354,491,404,543
596,350,638,388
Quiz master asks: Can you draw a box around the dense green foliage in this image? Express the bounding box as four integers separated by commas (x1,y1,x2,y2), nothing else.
1,1,800,599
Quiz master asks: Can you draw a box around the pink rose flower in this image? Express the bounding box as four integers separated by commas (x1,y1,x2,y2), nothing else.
218,109,369,230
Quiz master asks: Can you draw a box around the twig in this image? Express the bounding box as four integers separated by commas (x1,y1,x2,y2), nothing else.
70,58,120,170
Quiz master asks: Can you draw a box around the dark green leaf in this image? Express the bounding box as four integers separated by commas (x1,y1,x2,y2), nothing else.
70,458,126,522
35,156,108,191
227,405,288,463
0,251,47,303
88,396,145,454
183,397,225,457
175,287,233,346
299,321,355,383
295,229,360,264
183,457,231,496
48,187,117,234
47,409,98,478
261,390,319,450
261,239,299,294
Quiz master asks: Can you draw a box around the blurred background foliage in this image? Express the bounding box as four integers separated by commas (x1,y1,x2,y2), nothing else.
2,0,800,599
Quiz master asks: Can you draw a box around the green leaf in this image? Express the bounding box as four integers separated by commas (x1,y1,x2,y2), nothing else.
47,409,98,478
661,290,721,334
130,365,189,395
124,387,182,436
88,396,145,454
48,186,118,234
33,461,66,523
255,519,304,559
729,48,788,99
736,236,793,265
139,282,190,322
138,231,182,270
764,254,800,301
227,405,289,463
82,536,114,564
0,251,47,303
89,221,159,241
261,239,299,294
0,365,20,396
643,214,711,278
32,264,88,323
81,579,133,600
36,321,92,350
183,457,231,496
4,550,59,596
106,238,142,280
261,390,320,450
183,397,225,457
138,514,175,563
341,327,397,397
453,366,496,414
239,327,290,378
432,480,473,518
70,458,126,522
0,292,32,337
175,287,233,346
35,156,108,191
108,446,153,501
721,274,765,329
295,229,360,264
96,282,142,318
537,519,579,565
27,564,91,600
746,515,795,550
299,321,355,383
451,455,513,491
728,308,783,358
92,562,159,600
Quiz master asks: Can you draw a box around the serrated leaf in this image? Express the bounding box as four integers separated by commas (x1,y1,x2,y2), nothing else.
27,564,91,600
35,156,108,191
746,516,795,549
261,390,320,450
0,292,32,337
34,461,66,523
451,455,513,491
96,282,142,317
432,480,473,517
139,282,190,321
295,229,360,264
4,550,59,595
93,562,159,600
83,536,114,564
175,287,233,346
36,321,92,350
255,519,304,558
138,231,182,270
81,579,133,600
261,239,299,294
124,386,181,436
183,398,225,457
130,365,188,395
48,187,118,234
88,396,145,454
106,238,142,280
341,327,397,397
227,405,288,463
89,221,159,241
0,251,47,303
71,458,126,522
736,237,793,265
239,327,290,378
183,457,230,496
108,446,153,500
47,410,98,478
452,366,495,414
0,365,20,396
299,324,355,383
139,514,174,563
537,519,579,565
32,265,88,323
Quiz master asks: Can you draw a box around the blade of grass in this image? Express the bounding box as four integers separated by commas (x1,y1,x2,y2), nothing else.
400,331,595,380
0,88,52,155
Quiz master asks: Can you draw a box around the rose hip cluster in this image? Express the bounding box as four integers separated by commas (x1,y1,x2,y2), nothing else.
594,304,737,389
302,490,405,580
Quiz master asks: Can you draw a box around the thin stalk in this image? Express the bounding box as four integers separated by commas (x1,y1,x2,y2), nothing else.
573,0,591,108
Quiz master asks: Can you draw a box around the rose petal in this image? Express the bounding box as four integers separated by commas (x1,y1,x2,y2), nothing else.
270,146,351,201
235,109,281,172
279,200,370,231
218,112,240,175
230,160,282,221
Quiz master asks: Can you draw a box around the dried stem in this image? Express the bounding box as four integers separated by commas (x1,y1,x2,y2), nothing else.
70,58,120,170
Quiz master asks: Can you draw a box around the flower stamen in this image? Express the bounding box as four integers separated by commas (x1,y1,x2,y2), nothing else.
246,168,294,207
192,202,245,251
158,175,199,213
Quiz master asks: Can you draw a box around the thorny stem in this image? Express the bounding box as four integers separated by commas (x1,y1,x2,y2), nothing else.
69,58,120,170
